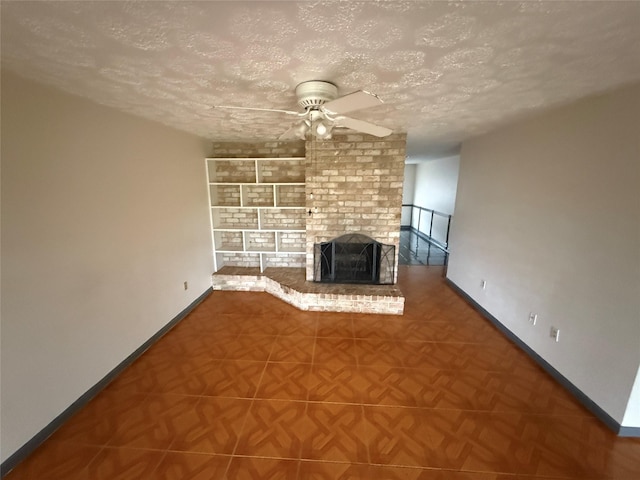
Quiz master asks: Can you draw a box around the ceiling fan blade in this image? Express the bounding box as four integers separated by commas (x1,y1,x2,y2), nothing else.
279,120,310,141
335,116,392,137
322,90,383,115
278,124,299,140
212,105,300,115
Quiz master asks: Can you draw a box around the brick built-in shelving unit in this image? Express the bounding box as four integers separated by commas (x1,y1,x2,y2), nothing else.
207,156,307,272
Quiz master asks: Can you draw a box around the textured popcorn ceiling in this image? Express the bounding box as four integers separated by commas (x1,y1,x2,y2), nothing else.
2,1,639,159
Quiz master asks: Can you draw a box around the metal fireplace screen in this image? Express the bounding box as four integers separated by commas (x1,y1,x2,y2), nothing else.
313,233,395,285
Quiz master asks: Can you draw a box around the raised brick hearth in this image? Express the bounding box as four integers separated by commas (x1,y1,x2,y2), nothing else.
212,267,404,315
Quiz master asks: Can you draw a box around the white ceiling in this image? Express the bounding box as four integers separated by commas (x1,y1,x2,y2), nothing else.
2,1,639,160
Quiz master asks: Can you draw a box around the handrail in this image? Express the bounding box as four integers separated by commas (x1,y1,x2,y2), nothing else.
401,204,452,250
402,204,450,219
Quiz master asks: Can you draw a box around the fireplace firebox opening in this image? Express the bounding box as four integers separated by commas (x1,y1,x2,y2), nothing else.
313,233,395,285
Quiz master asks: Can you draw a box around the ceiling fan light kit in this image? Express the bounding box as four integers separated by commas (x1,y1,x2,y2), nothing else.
292,120,310,140
311,119,333,140
214,80,392,140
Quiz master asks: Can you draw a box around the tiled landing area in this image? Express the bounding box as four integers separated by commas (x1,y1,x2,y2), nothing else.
212,267,405,315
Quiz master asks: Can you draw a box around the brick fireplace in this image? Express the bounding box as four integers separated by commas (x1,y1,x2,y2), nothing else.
210,133,406,314
305,134,406,282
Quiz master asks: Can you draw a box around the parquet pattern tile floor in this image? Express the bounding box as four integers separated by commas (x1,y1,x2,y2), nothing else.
6,266,640,479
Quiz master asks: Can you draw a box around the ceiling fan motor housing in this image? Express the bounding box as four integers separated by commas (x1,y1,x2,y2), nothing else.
295,80,338,109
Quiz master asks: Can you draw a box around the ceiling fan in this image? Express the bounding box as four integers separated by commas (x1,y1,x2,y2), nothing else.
213,80,392,140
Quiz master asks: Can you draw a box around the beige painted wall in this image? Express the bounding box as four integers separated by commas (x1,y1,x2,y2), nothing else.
411,155,460,245
400,164,416,226
413,155,460,215
1,72,213,460
448,83,640,426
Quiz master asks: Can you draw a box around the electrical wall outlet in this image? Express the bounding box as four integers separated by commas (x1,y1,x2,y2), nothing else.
183,281,188,290
550,326,560,342
529,313,537,325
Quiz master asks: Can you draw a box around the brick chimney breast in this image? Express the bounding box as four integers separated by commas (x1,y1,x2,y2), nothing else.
305,133,407,283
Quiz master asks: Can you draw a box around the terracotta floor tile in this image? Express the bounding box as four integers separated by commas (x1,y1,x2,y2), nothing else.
522,414,640,478
226,457,299,479
262,298,303,317
420,409,601,477
169,315,242,343
316,314,354,338
391,322,452,343
200,360,266,398
107,393,199,450
256,362,311,400
50,392,148,446
281,309,319,322
386,468,498,480
301,403,368,463
395,342,459,370
153,452,231,480
396,320,506,344
420,409,538,473
359,366,440,407
235,399,307,459
276,315,318,337
102,366,154,396
426,370,497,410
270,336,315,363
492,476,578,480
223,334,276,361
169,396,251,454
355,338,407,367
352,316,408,339
313,337,357,365
364,405,434,467
298,462,497,479
186,314,247,336
307,364,363,404
76,447,165,480
149,331,230,360
598,438,640,480
194,334,237,360
400,341,535,373
241,317,285,336
9,265,640,479
207,291,271,315
482,370,591,415
126,345,178,373
180,331,239,359
4,441,101,480
135,356,211,395
466,343,539,373
297,461,370,479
